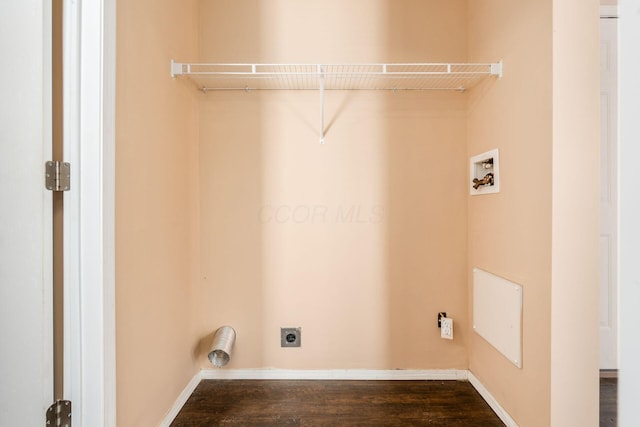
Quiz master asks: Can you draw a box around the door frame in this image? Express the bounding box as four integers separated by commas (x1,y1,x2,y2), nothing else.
599,4,619,370
600,5,617,19
63,0,116,425
619,1,640,424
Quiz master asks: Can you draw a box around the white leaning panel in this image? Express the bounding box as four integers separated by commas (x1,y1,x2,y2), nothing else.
473,268,523,368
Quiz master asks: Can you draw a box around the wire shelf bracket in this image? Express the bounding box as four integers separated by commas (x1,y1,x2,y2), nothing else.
171,60,503,143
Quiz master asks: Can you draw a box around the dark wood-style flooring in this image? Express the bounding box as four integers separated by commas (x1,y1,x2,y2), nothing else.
600,378,617,427
171,378,618,426
171,380,504,426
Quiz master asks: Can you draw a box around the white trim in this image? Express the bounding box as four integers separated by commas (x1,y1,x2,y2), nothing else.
619,1,640,424
62,0,83,418
199,368,468,381
102,0,117,424
158,373,202,427
63,0,116,425
600,5,618,18
159,369,518,426
468,371,518,427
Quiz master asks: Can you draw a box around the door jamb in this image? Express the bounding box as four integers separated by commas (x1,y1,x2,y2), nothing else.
63,0,116,425
598,4,619,372
600,5,618,19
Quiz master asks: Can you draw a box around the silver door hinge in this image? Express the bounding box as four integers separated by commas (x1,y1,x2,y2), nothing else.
46,400,71,426
45,161,70,191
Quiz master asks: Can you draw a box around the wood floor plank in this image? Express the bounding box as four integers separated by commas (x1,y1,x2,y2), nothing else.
171,380,504,426
600,378,617,427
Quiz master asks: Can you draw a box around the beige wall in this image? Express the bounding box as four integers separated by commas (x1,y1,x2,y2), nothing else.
467,1,600,426
467,1,553,425
550,0,600,425
115,0,200,425
195,0,470,370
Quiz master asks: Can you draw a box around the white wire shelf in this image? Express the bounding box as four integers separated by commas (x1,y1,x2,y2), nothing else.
171,61,502,92
171,60,502,143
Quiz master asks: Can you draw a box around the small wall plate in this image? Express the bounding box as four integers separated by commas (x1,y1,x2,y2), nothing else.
281,327,301,347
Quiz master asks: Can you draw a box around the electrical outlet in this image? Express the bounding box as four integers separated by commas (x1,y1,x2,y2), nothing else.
441,317,453,340
281,327,301,347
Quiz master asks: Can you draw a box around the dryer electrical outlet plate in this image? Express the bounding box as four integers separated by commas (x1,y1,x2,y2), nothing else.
281,327,301,347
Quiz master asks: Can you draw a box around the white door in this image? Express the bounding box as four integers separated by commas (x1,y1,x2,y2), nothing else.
0,1,54,424
599,15,618,370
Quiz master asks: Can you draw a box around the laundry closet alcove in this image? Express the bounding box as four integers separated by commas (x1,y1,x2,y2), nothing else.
115,1,601,426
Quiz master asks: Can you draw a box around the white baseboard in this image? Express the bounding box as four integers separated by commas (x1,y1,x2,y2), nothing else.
468,371,518,427
159,369,516,426
158,372,202,427
200,368,468,381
